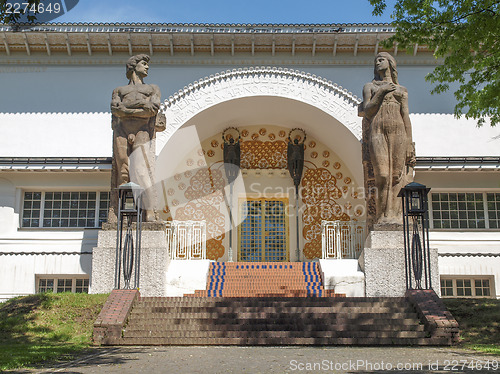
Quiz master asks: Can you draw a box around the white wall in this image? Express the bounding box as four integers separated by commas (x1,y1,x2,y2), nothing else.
0,172,109,301
439,255,500,298
0,62,455,115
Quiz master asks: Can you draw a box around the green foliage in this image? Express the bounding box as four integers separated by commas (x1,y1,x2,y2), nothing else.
0,292,108,370
444,298,500,355
0,0,41,24
370,0,500,126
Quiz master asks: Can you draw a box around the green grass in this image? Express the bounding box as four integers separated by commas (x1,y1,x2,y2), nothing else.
444,298,500,355
0,292,108,371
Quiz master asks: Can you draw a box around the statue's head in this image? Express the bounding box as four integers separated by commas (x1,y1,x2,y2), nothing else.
373,52,398,84
126,54,151,80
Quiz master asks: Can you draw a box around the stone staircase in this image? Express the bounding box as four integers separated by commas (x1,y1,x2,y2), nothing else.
94,262,459,345
187,262,337,297
116,296,448,345
93,263,459,346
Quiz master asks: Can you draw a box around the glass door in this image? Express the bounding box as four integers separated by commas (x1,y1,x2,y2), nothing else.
238,197,289,262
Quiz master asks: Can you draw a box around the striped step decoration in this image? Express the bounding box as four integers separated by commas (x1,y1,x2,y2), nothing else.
302,262,323,297
207,262,226,297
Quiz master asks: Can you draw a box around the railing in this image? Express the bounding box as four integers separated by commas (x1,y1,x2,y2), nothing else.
321,220,366,259
165,220,207,260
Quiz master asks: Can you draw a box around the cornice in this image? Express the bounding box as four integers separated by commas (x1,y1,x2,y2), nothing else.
0,22,434,58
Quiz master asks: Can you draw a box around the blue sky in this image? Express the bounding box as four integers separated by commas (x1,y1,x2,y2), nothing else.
53,0,397,24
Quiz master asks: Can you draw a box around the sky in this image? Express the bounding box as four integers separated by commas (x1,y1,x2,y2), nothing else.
51,0,397,24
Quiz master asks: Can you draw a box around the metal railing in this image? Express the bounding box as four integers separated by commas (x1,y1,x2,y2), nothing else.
321,220,366,259
165,220,207,260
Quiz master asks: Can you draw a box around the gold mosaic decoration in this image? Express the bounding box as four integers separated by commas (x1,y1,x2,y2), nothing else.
301,168,350,259
174,167,226,260
240,140,287,169
165,125,366,262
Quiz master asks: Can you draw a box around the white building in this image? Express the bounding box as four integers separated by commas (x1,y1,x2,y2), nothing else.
0,23,498,301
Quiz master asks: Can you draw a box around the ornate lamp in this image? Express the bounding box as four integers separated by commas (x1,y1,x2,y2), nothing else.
287,128,306,261
222,127,241,262
115,182,143,290
398,182,432,290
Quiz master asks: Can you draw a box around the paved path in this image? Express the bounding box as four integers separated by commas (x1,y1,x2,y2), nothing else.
10,346,500,374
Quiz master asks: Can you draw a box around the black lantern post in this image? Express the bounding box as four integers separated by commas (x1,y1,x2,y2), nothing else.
222,127,241,262
398,182,431,290
115,182,143,289
287,128,306,261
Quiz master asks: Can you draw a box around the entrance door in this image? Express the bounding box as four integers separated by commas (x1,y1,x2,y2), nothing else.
238,197,289,262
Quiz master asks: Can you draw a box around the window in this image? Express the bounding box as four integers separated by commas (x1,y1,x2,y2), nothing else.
57,279,73,293
487,193,500,229
430,192,500,230
456,279,472,296
440,276,494,298
440,279,453,297
37,276,89,293
22,191,109,228
475,279,491,297
75,279,89,293
38,278,54,293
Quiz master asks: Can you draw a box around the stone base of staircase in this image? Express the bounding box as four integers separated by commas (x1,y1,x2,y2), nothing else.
94,292,459,346
93,261,458,346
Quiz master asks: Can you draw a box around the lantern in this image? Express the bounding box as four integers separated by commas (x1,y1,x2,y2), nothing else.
115,182,143,290
398,182,431,290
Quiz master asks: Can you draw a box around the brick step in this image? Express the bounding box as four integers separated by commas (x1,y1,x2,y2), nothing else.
136,300,407,308
130,306,413,314
122,330,427,339
125,321,426,331
130,310,417,319
126,319,421,328
138,297,407,303
106,336,448,346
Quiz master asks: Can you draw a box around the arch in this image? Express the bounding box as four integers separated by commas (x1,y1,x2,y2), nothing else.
158,66,362,146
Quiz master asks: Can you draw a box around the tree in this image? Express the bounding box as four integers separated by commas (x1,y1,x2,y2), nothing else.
0,1,41,24
370,0,500,126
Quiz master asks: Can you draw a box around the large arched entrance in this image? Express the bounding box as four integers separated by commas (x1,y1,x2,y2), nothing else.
156,68,365,262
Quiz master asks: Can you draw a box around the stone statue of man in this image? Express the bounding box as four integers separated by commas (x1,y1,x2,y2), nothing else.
359,52,416,227
109,54,166,223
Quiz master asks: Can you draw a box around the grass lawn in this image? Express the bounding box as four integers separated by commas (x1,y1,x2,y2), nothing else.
444,298,500,355
0,292,108,371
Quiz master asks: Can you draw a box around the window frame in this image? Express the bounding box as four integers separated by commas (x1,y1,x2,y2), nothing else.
440,276,495,298
429,191,500,231
36,275,90,294
21,190,110,229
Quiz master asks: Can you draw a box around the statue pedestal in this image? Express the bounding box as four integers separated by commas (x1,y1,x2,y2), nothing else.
360,228,440,297
91,229,169,297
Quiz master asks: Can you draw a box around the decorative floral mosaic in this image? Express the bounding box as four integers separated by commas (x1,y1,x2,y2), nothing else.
162,124,365,261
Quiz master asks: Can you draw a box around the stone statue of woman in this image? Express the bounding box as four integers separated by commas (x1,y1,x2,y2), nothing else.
359,52,416,226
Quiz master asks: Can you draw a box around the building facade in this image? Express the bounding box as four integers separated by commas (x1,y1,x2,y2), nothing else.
0,23,499,300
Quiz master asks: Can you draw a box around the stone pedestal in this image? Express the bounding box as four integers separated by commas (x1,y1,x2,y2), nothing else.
361,229,440,297
91,230,169,297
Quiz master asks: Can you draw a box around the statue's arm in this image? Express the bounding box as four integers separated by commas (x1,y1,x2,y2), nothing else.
400,87,416,166
111,86,160,118
400,87,412,139
111,88,145,117
151,84,161,112
359,82,394,120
